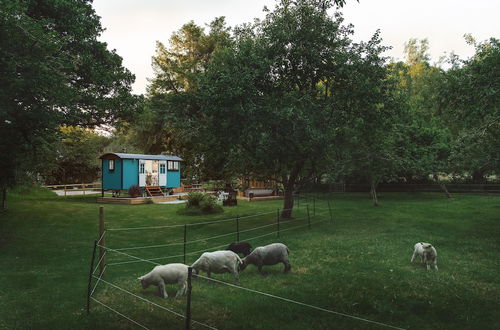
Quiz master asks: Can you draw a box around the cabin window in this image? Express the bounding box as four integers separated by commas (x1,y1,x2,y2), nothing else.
168,161,179,171
109,159,115,171
139,162,145,174
159,163,166,174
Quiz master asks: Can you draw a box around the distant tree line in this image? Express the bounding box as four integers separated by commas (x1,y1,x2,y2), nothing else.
1,0,498,213
134,0,499,211
0,0,140,208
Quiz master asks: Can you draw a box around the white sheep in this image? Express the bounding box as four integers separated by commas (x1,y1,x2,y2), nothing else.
240,243,291,274
138,263,188,298
191,250,242,283
411,242,438,270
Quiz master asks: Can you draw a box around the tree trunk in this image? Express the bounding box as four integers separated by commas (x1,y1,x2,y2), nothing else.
472,169,485,184
439,183,453,199
281,183,294,219
433,175,453,199
370,180,379,207
280,163,303,219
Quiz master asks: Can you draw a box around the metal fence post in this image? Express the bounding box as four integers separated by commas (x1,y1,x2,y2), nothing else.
185,267,193,330
183,224,187,264
86,239,98,315
328,200,333,223
306,204,311,229
313,197,316,216
98,207,106,276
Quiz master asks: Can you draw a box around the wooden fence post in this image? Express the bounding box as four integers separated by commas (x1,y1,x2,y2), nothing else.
185,267,193,330
98,206,106,276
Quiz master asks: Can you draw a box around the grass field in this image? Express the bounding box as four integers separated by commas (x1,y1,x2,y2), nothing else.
0,187,499,329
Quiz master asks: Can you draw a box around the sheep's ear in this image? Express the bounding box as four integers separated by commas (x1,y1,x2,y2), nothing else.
137,276,142,280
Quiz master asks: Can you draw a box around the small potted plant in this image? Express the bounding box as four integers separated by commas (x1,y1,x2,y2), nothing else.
128,184,141,198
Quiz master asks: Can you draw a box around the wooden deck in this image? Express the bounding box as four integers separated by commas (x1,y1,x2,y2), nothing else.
236,195,283,202
97,194,185,205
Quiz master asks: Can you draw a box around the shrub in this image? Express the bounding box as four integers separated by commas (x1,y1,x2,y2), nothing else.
184,192,223,215
186,191,205,207
128,184,141,197
199,194,219,213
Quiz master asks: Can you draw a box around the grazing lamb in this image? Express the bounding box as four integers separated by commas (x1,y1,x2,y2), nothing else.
191,250,242,283
227,241,252,257
240,243,291,274
138,263,188,298
411,242,438,270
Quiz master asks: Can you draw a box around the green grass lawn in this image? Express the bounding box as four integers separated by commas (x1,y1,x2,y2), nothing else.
1,188,499,329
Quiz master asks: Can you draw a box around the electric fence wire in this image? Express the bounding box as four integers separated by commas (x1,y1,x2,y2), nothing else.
89,206,330,330
195,274,405,330
104,218,324,267
90,297,150,330
106,209,283,232
90,276,218,330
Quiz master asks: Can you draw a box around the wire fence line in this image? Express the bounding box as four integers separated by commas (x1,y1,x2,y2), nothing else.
106,209,284,232
89,204,330,329
195,274,405,330
91,264,107,296
92,251,107,275
91,297,150,330
96,230,107,245
105,217,323,267
110,215,308,252
91,276,218,330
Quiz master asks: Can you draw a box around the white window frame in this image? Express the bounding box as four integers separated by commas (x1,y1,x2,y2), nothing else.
168,161,179,171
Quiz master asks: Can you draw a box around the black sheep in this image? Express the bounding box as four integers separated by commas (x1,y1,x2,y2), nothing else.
227,241,252,257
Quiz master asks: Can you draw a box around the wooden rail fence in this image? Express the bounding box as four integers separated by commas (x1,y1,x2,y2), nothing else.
43,182,102,196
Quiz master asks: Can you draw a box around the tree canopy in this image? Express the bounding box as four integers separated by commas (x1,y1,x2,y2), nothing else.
0,0,139,198
146,0,392,215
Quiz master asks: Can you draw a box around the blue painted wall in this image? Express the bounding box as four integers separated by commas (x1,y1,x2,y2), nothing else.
167,164,181,188
103,159,122,190
102,157,182,190
123,159,139,189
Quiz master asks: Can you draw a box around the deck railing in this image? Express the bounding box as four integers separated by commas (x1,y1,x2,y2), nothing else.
43,182,102,196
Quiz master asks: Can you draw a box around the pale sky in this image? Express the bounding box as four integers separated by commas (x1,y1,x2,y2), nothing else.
92,0,499,95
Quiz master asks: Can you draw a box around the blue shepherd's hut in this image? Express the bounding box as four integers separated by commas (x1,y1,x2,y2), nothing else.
100,153,182,196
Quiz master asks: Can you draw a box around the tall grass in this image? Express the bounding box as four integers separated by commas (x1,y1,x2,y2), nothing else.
0,189,499,329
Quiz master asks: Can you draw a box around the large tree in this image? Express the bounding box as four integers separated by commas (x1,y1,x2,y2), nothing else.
0,0,139,208
142,17,232,181
388,39,453,197
177,0,388,216
327,31,400,206
438,37,500,182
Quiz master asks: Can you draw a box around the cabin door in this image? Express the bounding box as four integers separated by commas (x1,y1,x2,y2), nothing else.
159,160,167,187
138,160,146,187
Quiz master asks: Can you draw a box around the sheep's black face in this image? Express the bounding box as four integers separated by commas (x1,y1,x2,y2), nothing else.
239,260,248,271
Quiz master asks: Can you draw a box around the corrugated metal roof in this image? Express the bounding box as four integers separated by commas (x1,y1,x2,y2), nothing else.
100,153,183,161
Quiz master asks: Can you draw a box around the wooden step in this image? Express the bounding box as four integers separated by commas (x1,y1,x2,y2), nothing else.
145,186,164,197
